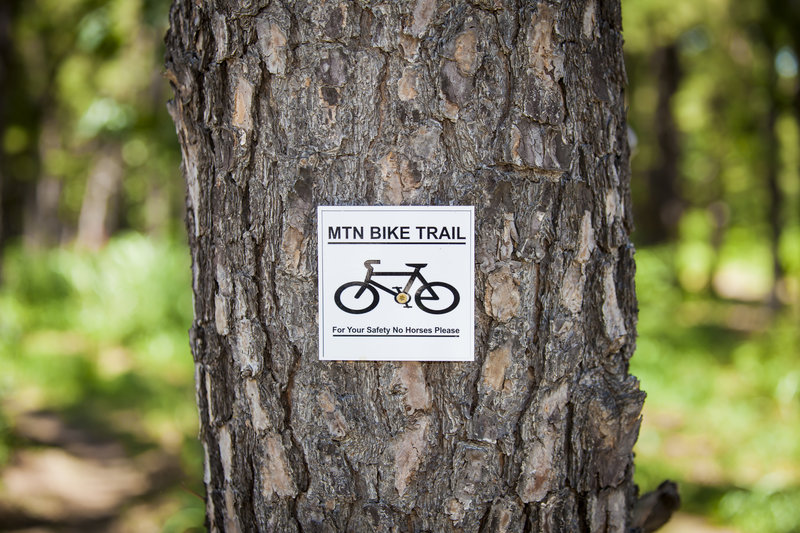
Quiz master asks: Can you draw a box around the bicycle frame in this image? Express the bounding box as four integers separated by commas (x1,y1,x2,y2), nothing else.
333,260,459,315
358,266,428,299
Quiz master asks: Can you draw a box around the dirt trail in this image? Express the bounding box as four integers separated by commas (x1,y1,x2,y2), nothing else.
0,411,189,532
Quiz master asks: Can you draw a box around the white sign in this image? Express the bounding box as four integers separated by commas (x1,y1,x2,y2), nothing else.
317,206,474,361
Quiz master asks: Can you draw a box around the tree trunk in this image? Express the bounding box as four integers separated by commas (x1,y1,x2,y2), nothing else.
0,0,15,264
644,44,682,244
23,176,62,248
23,119,63,248
76,145,123,250
765,45,783,308
166,1,644,531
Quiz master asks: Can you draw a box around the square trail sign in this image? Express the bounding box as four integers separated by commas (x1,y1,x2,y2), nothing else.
317,206,474,361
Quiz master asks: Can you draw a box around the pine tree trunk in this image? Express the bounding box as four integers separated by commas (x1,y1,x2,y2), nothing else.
166,1,644,531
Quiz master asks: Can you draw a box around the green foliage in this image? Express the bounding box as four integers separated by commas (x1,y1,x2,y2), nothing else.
624,3,800,526
2,0,181,236
624,0,800,252
161,490,207,533
0,234,202,528
633,247,800,533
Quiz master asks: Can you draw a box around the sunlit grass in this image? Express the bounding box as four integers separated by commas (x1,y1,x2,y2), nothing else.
0,233,202,529
633,246,800,533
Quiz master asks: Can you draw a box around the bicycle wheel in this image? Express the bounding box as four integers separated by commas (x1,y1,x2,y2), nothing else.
415,282,460,314
334,282,379,314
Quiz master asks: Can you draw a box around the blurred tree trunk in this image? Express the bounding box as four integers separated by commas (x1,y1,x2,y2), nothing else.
76,144,123,250
22,119,62,248
764,44,783,307
0,0,36,251
166,1,645,531
759,3,788,308
643,44,682,244
23,179,62,247
0,0,11,266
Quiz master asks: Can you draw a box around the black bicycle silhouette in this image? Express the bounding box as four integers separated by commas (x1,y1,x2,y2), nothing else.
334,260,460,315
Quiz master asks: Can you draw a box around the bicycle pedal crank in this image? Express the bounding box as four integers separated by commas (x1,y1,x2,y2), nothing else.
395,292,410,305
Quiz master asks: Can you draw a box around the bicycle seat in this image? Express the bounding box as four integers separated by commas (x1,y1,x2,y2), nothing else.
405,263,428,269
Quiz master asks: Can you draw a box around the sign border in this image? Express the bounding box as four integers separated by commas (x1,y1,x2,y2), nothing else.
317,205,475,361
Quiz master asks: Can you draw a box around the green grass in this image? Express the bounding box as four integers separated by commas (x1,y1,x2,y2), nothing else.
0,233,203,529
633,246,800,533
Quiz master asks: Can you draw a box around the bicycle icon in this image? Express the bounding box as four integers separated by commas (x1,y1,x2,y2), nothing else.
334,260,460,315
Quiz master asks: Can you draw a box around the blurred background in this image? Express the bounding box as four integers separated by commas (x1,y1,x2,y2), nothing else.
0,0,797,531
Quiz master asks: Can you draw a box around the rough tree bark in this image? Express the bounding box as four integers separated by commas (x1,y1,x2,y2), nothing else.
166,1,644,531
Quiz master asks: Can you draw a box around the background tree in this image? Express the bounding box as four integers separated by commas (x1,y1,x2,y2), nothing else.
624,0,800,300
0,0,12,268
0,0,183,249
166,0,646,530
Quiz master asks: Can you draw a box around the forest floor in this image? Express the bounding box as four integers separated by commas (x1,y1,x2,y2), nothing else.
0,409,198,532
0,236,205,532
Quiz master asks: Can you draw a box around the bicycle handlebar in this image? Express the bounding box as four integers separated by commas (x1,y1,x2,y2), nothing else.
364,259,380,274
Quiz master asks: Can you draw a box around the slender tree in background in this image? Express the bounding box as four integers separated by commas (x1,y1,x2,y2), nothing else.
0,0,13,260
763,34,783,307
0,0,183,250
644,43,682,244
166,1,645,530
762,0,800,307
